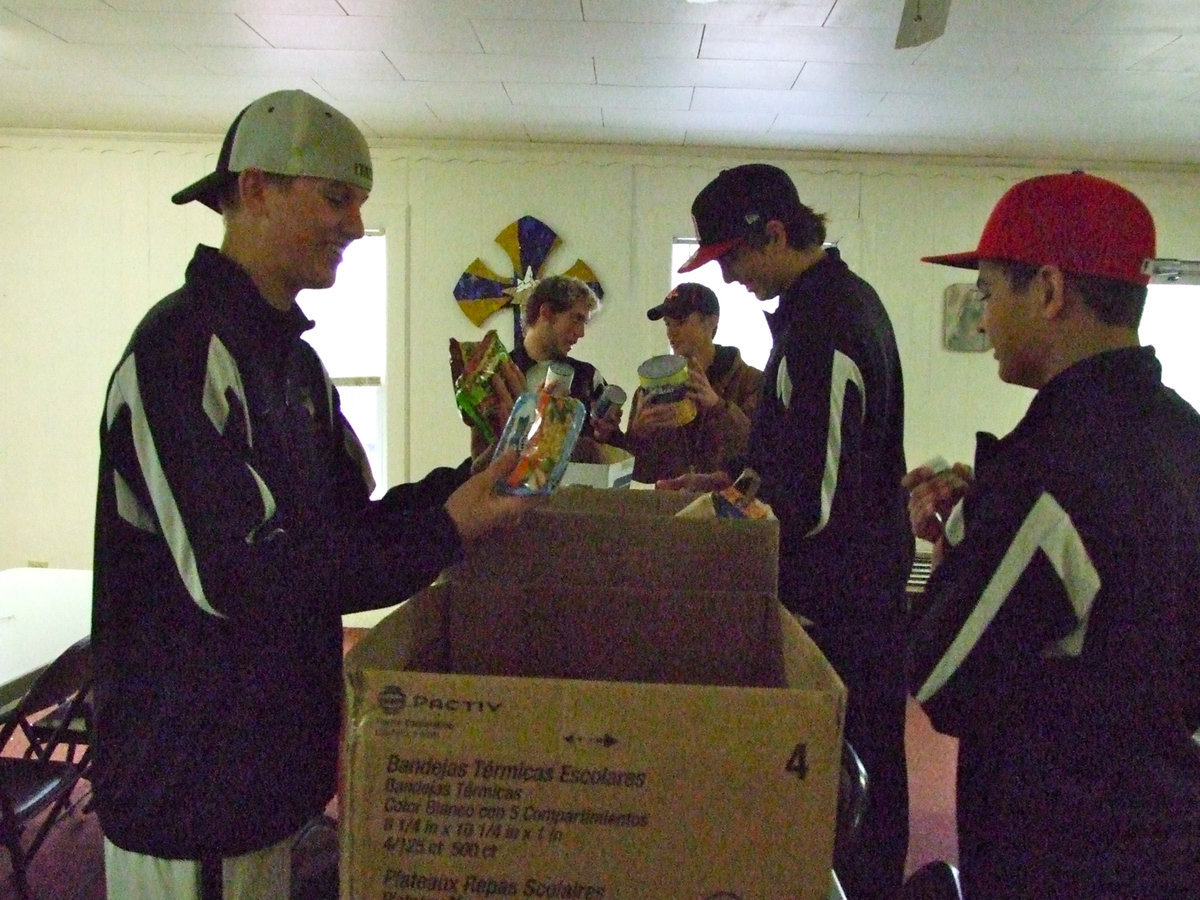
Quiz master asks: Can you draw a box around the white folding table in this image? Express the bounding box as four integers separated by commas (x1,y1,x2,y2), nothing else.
0,567,92,709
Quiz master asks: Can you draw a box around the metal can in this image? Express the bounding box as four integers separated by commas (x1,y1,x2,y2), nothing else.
541,361,575,397
592,383,627,422
637,354,696,426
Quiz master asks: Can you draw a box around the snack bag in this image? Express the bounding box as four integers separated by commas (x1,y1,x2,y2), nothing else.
451,330,510,444
675,468,775,519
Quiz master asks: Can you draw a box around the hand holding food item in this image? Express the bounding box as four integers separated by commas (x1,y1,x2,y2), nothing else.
676,468,774,519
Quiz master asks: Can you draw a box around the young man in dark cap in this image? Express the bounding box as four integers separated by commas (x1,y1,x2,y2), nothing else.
669,164,913,900
904,171,1200,898
91,89,534,899
626,282,763,482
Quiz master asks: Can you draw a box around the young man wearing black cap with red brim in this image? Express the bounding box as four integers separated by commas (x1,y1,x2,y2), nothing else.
626,282,764,482
667,164,914,900
91,89,534,900
904,171,1200,898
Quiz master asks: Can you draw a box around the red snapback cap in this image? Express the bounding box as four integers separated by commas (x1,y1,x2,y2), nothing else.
922,171,1155,285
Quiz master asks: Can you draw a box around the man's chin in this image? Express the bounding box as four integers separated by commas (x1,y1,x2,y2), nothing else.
742,282,771,302
307,265,338,290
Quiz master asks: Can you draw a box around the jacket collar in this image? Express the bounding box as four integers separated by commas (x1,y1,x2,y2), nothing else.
187,244,314,341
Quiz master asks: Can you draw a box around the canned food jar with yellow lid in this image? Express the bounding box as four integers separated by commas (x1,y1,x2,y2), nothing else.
637,354,696,426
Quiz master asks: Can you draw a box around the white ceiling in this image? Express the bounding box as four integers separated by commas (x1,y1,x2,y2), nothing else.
1,0,1199,166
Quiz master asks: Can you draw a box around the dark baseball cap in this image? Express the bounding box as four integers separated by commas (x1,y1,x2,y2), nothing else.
922,171,1155,285
678,163,805,273
172,89,373,213
647,283,720,321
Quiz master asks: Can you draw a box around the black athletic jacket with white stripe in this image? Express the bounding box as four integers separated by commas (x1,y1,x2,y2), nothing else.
910,346,1200,897
749,247,914,624
91,245,469,859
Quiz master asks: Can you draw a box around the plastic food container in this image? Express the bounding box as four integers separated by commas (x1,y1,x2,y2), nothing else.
493,382,586,496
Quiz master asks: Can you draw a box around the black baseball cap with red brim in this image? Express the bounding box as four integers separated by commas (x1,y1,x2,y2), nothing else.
678,164,805,273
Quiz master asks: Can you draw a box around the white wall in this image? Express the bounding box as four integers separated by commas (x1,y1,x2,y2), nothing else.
3,130,1198,570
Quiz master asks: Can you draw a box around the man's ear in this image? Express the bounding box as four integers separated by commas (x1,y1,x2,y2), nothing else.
235,168,270,212
1035,265,1069,321
763,219,788,247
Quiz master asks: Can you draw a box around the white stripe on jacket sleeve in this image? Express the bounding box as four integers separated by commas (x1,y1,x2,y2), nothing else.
916,491,1100,703
777,350,864,538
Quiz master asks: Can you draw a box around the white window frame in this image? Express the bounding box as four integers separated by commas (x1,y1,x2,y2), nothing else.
670,238,776,370
298,230,387,497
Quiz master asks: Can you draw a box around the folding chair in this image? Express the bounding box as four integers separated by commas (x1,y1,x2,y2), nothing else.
833,739,869,877
0,636,94,899
17,637,94,771
900,860,964,900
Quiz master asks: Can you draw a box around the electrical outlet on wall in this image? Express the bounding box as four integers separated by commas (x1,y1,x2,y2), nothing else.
26,560,49,568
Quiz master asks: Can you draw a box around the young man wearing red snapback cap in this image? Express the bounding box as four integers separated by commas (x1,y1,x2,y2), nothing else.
669,164,914,900
904,171,1200,898
91,89,534,900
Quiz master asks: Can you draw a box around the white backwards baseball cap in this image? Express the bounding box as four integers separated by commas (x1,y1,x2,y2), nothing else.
172,89,373,212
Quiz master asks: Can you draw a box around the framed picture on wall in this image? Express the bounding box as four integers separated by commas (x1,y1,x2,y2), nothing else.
942,283,991,352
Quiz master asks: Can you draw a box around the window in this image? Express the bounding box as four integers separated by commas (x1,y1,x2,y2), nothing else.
298,231,387,497
670,239,775,369
1140,283,1200,410
668,245,1200,413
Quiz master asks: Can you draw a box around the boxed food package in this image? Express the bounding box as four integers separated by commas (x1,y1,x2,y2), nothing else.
341,586,845,900
559,444,636,490
341,487,844,898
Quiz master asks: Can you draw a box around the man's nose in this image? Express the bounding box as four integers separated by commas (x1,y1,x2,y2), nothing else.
343,202,365,240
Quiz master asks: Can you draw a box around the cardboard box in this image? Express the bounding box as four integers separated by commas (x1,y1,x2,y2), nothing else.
342,587,846,900
444,577,784,688
363,479,783,684
456,486,779,600
560,445,635,489
341,487,842,898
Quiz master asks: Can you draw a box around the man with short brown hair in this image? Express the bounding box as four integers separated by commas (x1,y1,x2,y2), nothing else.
512,274,622,450
671,164,913,900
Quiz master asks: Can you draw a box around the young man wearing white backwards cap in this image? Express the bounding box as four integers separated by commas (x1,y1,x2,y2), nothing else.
904,171,1200,898
91,89,534,900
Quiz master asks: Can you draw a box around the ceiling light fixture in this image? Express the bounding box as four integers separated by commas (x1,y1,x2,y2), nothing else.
895,0,951,49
